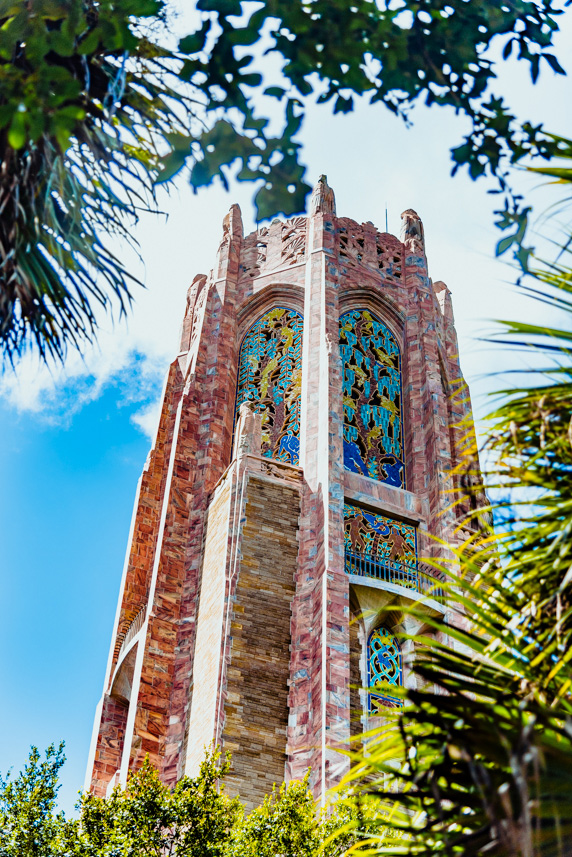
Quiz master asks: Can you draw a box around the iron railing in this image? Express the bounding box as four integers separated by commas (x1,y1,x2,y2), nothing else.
345,551,444,600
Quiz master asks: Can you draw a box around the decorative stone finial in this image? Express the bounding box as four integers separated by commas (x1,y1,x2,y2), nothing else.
310,174,336,216
233,402,262,460
400,209,425,253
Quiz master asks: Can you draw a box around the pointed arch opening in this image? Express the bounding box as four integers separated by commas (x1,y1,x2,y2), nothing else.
339,308,405,488
234,307,303,465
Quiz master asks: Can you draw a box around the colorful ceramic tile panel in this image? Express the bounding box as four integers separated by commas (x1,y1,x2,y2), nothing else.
339,309,404,487
368,627,403,711
235,307,303,465
344,501,417,565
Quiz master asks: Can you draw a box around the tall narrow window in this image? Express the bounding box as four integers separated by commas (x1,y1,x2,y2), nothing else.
368,627,403,711
235,308,303,465
339,309,404,488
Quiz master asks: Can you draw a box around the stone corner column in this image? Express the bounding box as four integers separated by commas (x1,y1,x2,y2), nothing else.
290,175,350,801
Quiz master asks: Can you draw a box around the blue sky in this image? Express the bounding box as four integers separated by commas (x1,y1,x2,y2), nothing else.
0,384,150,810
1,6,572,815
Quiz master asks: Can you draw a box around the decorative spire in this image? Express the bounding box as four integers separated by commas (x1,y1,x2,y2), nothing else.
222,203,243,239
217,203,243,279
400,209,425,254
310,174,336,216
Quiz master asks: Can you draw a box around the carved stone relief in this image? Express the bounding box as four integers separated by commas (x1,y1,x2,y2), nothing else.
281,216,307,265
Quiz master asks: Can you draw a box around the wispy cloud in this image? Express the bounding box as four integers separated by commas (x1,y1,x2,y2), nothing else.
131,396,163,440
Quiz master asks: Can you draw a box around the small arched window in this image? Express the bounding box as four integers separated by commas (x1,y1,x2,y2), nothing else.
367,626,403,712
235,307,303,465
339,309,404,488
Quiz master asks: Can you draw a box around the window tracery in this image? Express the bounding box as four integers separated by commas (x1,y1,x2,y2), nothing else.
368,627,403,711
339,309,404,488
235,307,303,465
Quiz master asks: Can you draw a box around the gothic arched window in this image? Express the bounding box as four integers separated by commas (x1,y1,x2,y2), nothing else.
368,627,403,712
339,309,404,488
235,307,303,465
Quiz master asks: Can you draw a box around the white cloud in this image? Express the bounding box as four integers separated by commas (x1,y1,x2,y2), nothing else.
131,396,163,440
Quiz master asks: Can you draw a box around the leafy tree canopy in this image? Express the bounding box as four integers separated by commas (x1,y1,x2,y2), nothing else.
184,0,567,175
0,742,75,857
77,751,242,857
0,745,396,856
1,0,569,364
224,774,388,857
177,0,569,262
0,0,309,364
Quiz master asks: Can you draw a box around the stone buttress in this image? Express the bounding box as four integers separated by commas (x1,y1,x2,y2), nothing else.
86,178,485,808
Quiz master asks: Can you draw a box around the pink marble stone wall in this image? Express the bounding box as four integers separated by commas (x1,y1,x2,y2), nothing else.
87,178,484,803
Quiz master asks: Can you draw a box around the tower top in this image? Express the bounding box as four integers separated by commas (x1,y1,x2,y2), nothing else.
88,175,483,812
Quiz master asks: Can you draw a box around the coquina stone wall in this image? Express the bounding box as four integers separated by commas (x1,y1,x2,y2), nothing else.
221,475,300,808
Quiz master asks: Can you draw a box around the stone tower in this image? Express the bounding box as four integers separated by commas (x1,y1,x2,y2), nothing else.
86,177,483,807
